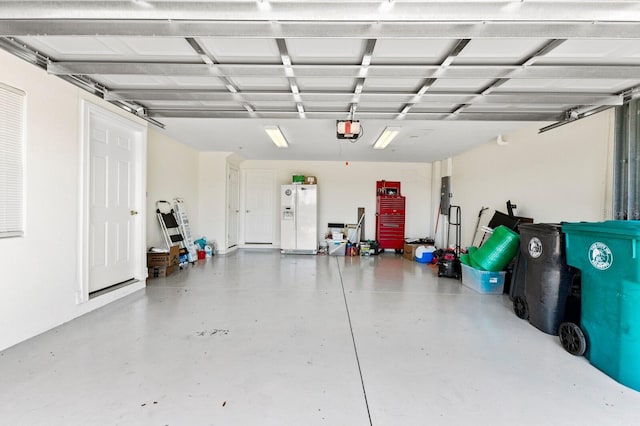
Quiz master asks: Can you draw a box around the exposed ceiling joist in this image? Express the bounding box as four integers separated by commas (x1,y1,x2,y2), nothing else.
147,109,563,121
4,21,640,39
1,1,639,22
103,89,623,106
46,62,640,80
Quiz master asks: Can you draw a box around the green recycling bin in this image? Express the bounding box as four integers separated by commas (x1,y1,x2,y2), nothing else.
562,220,640,391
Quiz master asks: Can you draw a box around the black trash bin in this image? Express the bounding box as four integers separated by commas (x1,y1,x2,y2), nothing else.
509,251,528,317
517,223,580,335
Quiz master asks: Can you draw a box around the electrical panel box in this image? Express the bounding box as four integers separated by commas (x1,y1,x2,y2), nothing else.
440,176,451,214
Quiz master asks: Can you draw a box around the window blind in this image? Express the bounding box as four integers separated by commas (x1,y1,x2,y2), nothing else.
0,83,25,237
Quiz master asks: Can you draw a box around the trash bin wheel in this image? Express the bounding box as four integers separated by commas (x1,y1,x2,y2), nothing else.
558,322,586,356
513,296,528,320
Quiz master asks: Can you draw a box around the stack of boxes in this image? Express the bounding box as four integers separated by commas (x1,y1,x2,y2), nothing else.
147,245,180,278
326,225,347,256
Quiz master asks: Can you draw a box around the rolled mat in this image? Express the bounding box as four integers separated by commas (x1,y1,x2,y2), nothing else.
470,225,520,272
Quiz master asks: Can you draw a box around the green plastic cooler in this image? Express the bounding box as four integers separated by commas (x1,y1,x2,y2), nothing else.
562,220,640,391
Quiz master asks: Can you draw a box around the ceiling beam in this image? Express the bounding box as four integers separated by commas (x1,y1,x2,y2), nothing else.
104,89,622,106
47,62,640,80
5,21,640,39
2,2,639,22
147,108,563,121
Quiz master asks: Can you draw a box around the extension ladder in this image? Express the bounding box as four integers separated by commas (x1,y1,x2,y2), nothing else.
173,198,198,262
156,200,190,265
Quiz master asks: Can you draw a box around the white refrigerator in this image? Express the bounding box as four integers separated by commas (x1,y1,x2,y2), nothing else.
281,184,318,254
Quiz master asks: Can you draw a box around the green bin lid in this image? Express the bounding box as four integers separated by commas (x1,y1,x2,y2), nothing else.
562,220,640,238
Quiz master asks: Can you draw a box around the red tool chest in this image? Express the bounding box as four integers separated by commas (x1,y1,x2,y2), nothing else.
375,181,405,250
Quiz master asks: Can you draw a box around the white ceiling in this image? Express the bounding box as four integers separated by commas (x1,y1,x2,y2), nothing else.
1,1,640,162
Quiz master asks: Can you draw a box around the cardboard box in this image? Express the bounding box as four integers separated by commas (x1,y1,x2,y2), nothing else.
403,243,423,260
305,176,317,185
461,264,506,294
147,245,180,267
168,245,180,266
147,265,175,278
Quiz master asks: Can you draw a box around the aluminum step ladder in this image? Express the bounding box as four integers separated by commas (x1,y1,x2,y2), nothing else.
173,198,198,262
156,200,191,265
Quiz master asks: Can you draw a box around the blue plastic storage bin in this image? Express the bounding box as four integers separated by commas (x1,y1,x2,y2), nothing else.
461,264,506,294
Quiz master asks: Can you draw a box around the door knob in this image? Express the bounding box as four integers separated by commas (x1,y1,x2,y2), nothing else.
130,210,138,216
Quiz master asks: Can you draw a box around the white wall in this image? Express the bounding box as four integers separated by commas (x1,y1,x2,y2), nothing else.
0,49,147,351
146,129,199,249
452,111,615,248
239,160,432,245
198,151,234,253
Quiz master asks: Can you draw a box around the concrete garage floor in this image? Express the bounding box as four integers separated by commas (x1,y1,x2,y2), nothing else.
1,250,638,425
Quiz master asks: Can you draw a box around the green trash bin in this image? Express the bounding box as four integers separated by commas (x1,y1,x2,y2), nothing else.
562,220,640,391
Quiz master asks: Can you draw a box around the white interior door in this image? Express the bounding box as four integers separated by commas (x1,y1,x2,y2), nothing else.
87,108,141,293
227,166,240,249
244,170,274,244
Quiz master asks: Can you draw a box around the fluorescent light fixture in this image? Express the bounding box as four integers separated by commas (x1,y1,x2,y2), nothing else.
264,126,289,148
373,127,400,150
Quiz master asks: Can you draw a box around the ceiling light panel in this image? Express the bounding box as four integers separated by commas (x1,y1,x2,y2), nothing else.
373,127,401,150
264,126,289,148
